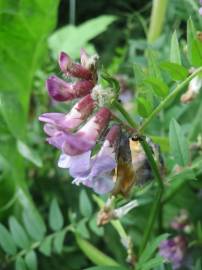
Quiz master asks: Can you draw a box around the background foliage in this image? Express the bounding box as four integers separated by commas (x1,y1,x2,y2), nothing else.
0,0,202,269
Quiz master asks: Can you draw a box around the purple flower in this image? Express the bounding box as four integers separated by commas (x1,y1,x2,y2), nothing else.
159,236,186,269
46,75,94,101
58,125,120,194
199,7,202,15
59,52,93,80
62,107,111,155
39,94,95,130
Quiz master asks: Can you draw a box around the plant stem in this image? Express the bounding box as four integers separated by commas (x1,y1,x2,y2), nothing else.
148,0,168,43
9,225,72,262
112,100,137,129
140,139,164,190
138,137,164,254
139,67,202,132
139,189,162,254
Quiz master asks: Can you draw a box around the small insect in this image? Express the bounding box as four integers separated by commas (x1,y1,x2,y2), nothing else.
112,133,164,196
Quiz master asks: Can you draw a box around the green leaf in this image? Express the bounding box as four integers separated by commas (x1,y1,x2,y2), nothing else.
164,167,196,202
147,49,162,79
0,223,17,255
49,198,64,231
150,136,169,153
138,256,164,270
187,18,202,67
194,260,202,270
0,92,26,140
49,15,116,59
160,62,188,81
53,230,66,254
79,190,93,218
170,31,181,65
138,234,169,266
144,77,169,97
77,218,90,239
23,210,46,241
17,140,42,167
39,236,52,257
25,251,37,270
169,119,189,166
15,257,27,270
89,215,104,237
76,235,119,266
137,97,153,118
0,0,60,129
9,216,30,249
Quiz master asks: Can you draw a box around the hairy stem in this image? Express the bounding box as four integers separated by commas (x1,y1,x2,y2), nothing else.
139,67,202,132
148,0,168,43
112,100,137,129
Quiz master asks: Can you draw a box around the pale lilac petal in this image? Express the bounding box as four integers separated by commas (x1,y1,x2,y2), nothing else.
90,155,116,178
93,174,115,194
43,124,61,136
58,153,71,168
58,151,91,176
62,133,95,155
69,151,91,177
47,132,67,149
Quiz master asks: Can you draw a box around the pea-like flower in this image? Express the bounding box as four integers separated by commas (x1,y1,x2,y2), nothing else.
62,107,111,155
39,94,95,131
59,125,120,194
46,75,94,101
159,236,186,269
59,51,93,80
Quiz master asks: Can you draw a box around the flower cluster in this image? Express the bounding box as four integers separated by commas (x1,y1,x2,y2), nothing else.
39,49,122,194
158,210,192,269
159,236,186,269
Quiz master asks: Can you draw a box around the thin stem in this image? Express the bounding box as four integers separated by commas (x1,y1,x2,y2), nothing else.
139,189,162,254
148,0,168,43
112,100,137,129
138,137,164,254
140,139,164,190
139,67,202,132
9,225,72,262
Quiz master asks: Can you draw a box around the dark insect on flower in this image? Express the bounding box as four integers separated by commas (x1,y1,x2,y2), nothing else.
112,133,136,196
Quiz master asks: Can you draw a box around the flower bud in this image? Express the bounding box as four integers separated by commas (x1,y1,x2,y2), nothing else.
46,75,94,101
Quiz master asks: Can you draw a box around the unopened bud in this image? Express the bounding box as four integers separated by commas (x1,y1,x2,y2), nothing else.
97,199,138,226
181,76,202,103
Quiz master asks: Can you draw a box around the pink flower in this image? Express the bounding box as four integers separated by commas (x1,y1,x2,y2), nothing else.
39,94,95,130
62,107,111,155
46,75,94,101
59,52,93,80
159,236,186,269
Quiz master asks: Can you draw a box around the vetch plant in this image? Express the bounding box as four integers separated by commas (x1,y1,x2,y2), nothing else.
37,15,202,269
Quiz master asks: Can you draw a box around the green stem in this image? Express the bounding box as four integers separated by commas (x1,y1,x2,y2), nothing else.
148,0,168,43
112,100,137,129
140,139,164,190
139,189,162,254
139,67,202,132
138,138,164,254
10,225,72,262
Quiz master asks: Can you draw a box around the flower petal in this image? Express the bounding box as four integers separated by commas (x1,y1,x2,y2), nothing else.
46,75,94,101
59,52,92,80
